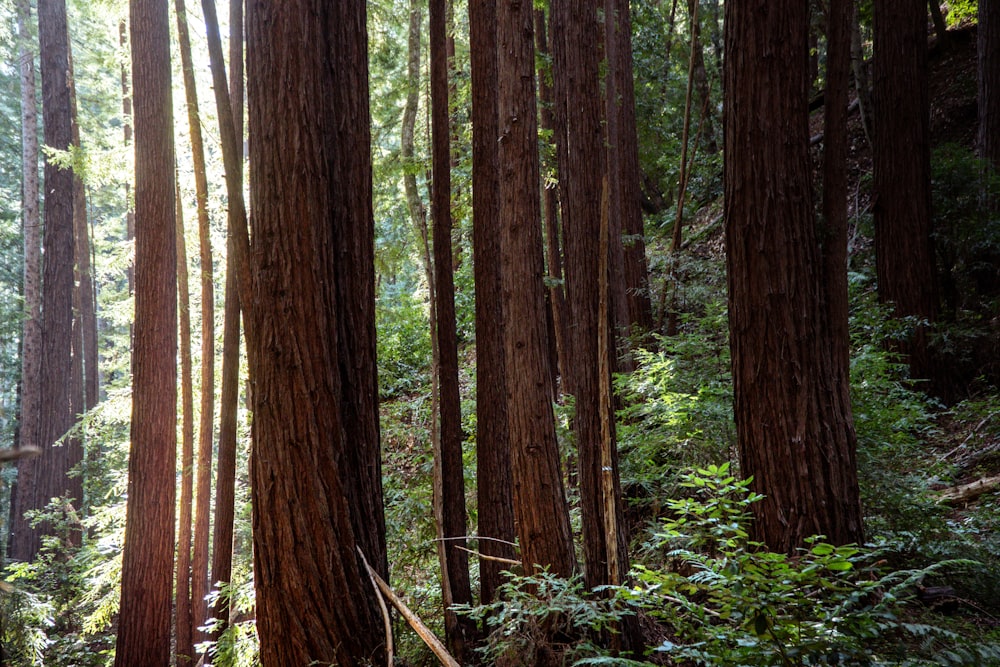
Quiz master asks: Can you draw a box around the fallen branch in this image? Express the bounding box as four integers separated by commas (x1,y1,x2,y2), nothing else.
357,548,394,667
454,544,521,566
358,548,460,667
937,475,1000,505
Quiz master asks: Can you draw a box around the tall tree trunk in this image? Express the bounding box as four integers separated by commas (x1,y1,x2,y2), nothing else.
12,0,80,562
497,0,575,578
688,0,717,154
469,0,516,607
174,173,196,667
823,0,854,390
209,0,243,642
928,0,949,45
552,0,630,606
851,11,874,145
200,0,252,332
68,41,100,486
725,0,863,553
981,0,1000,192
115,0,177,662
174,0,215,645
535,8,570,384
246,1,388,663
430,0,474,657
120,19,136,296
10,0,41,561
873,0,938,382
605,0,654,336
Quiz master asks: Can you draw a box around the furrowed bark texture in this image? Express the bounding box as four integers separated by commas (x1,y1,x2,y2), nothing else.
246,1,387,663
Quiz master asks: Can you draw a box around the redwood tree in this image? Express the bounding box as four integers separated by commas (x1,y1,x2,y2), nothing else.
873,0,938,379
497,0,575,578
246,1,388,663
209,0,244,642
604,0,653,335
469,0,516,605
10,0,41,560
551,0,628,591
430,0,473,655
724,0,863,553
11,0,79,561
982,0,1000,180
115,0,177,663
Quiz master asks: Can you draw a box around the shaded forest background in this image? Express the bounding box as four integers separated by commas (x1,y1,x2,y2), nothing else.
0,0,998,665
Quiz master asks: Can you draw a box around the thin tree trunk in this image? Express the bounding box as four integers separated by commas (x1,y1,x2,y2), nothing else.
497,0,575,579
823,0,854,389
430,0,474,657
688,0,717,154
928,0,949,45
606,0,654,338
981,0,1000,191
115,0,177,662
200,0,252,340
851,11,873,146
209,0,243,642
120,20,135,296
174,172,196,667
174,0,215,645
10,0,41,561
13,0,80,561
535,8,570,385
469,0,516,607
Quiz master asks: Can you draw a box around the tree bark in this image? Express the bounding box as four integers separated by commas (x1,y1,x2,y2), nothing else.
246,1,388,663
823,0,854,389
535,8,570,384
11,0,80,562
469,0,516,606
430,0,474,656
209,0,243,642
174,173,196,667
605,0,654,337
981,0,1000,184
10,0,41,561
174,0,215,645
873,0,938,382
497,0,575,578
552,0,627,593
724,0,863,553
115,0,177,663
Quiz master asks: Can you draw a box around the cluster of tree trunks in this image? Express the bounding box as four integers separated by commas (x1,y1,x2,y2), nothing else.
29,0,1000,665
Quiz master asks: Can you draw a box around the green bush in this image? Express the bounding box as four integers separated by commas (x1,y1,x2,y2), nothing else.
625,464,1000,666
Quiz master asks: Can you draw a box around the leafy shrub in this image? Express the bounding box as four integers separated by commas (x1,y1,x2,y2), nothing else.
376,280,431,398
625,465,1000,666
459,570,632,667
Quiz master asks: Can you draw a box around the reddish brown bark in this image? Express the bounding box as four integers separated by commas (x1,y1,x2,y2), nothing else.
10,0,41,560
11,0,80,562
873,0,938,380
115,0,178,663
605,0,653,337
552,0,623,591
724,0,863,553
469,0,516,606
209,0,243,642
497,0,575,578
246,1,387,663
174,175,196,667
430,0,473,656
174,0,216,645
